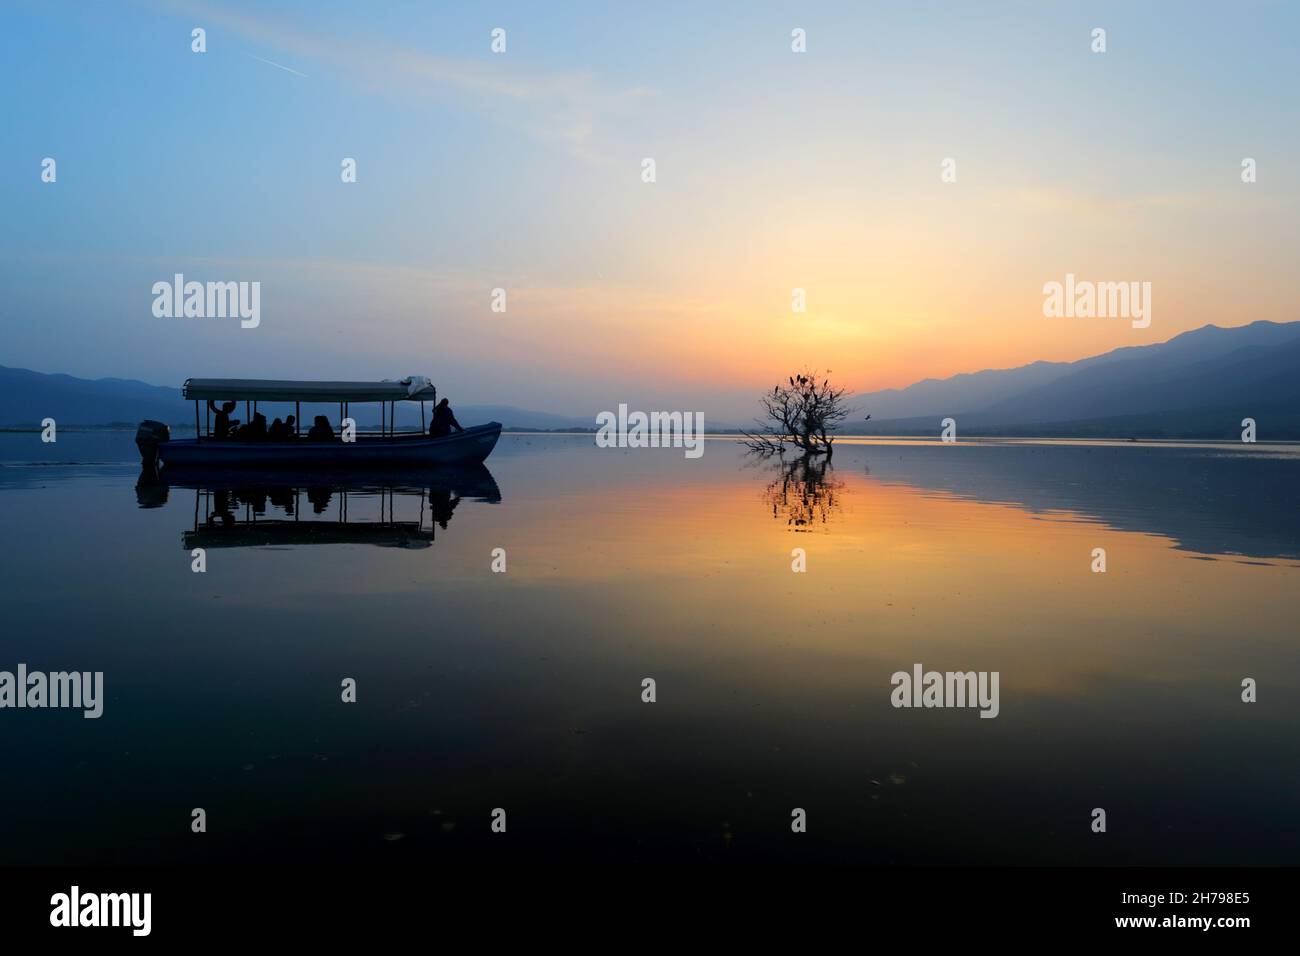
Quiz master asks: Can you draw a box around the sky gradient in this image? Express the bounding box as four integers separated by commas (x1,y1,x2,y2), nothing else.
2,0,1297,421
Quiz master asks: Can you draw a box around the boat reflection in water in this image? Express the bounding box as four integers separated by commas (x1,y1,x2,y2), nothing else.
136,464,501,550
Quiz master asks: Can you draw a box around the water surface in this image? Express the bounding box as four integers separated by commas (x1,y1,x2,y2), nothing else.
1,432,1296,865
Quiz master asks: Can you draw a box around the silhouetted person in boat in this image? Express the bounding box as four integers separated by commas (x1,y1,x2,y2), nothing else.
208,400,237,439
237,412,268,441
284,415,297,438
307,415,335,441
268,417,291,441
429,399,463,438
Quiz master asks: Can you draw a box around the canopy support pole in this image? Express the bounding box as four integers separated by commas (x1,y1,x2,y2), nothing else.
194,400,200,439
295,402,300,437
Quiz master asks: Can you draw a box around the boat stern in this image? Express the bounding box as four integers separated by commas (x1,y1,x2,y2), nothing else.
135,420,171,468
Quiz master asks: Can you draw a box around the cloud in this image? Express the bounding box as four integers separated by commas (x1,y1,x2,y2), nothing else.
148,0,653,161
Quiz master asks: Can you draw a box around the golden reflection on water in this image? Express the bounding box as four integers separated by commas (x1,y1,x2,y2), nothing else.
445,453,1298,703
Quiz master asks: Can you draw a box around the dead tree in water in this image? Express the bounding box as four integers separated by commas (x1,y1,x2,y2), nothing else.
741,371,857,458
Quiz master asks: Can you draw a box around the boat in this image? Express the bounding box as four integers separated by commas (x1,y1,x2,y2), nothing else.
136,377,501,471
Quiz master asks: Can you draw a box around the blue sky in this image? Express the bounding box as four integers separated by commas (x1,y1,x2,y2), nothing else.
2,1,1297,419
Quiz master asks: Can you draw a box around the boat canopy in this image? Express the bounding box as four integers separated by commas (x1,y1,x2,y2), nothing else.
182,377,436,403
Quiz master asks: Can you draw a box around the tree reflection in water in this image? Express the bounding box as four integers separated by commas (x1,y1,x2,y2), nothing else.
753,452,847,531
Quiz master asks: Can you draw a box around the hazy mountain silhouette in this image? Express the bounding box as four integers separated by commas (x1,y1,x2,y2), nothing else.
7,320,1300,437
0,366,592,430
857,321,1300,438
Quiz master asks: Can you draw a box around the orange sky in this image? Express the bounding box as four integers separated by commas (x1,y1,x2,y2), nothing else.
8,2,1298,419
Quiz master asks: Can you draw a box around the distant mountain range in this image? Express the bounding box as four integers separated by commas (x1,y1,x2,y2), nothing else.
854,320,1300,439
0,367,593,431
4,320,1299,437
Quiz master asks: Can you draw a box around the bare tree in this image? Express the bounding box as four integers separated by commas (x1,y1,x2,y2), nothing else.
741,371,859,457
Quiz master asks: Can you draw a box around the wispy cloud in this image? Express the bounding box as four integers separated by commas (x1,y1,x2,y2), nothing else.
149,0,652,161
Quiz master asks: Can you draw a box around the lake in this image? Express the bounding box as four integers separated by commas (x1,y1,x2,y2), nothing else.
1,431,1296,865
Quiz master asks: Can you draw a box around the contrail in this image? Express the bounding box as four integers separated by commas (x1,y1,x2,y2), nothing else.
247,54,307,77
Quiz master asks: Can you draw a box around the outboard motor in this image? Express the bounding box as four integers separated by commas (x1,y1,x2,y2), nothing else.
135,420,171,470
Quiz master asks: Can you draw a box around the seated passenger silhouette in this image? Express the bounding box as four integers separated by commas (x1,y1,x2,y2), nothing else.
307,415,335,441
429,399,464,438
237,412,268,441
268,417,295,441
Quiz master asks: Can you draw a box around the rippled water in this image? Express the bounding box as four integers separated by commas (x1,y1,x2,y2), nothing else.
1,431,1296,864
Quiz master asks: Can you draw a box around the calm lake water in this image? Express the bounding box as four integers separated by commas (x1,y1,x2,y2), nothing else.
1,431,1297,865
